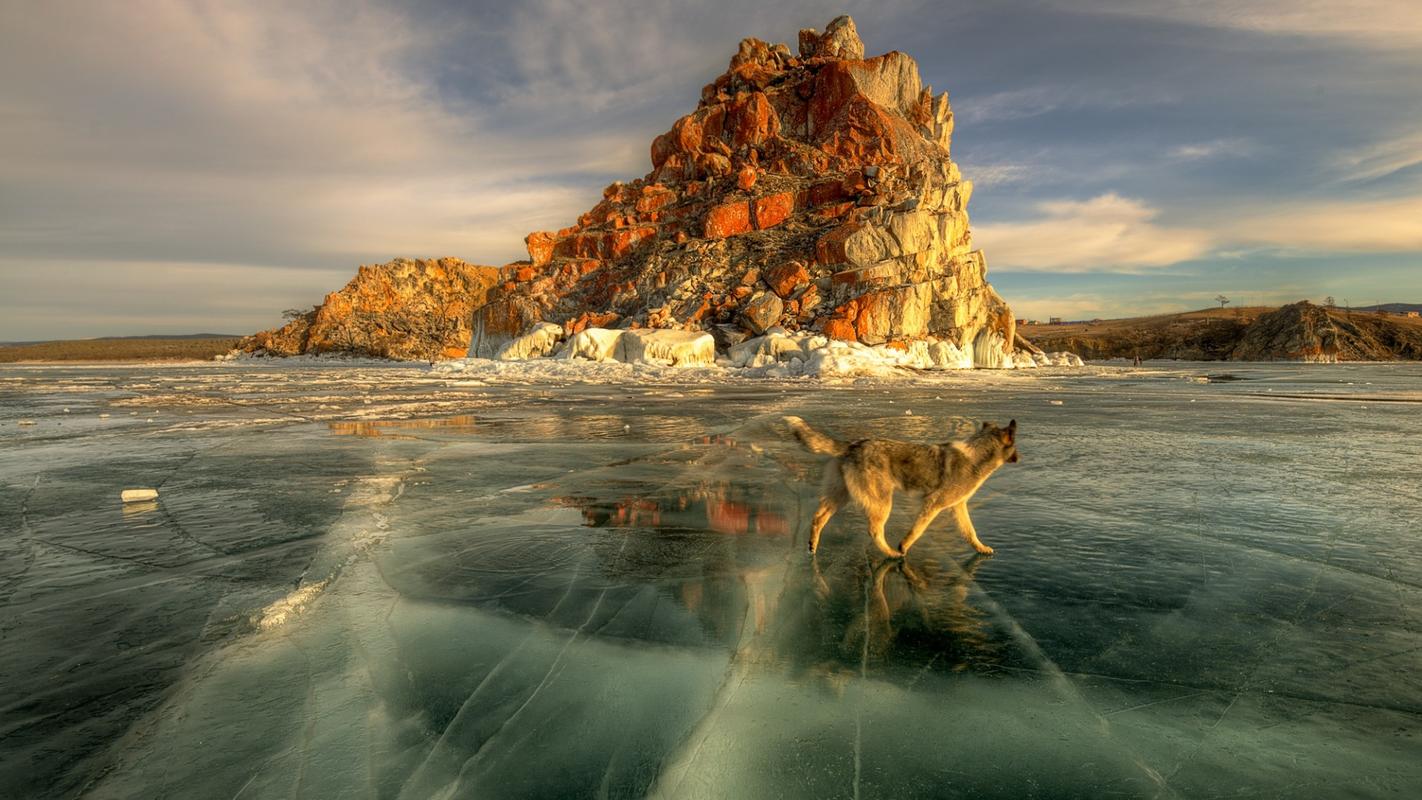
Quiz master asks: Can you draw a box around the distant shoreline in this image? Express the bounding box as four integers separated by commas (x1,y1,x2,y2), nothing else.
0,336,239,363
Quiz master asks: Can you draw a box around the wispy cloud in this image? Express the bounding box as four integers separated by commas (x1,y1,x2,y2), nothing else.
975,194,1212,272
1169,138,1253,161
1063,0,1422,49
1333,132,1422,183
962,162,1036,187
957,85,1176,124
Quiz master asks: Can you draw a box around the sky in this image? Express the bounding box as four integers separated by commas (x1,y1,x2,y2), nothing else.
2,0,1421,339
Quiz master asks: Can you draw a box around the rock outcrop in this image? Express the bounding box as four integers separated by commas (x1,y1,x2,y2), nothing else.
240,258,500,360
1024,301,1422,362
1230,301,1422,362
469,15,1017,366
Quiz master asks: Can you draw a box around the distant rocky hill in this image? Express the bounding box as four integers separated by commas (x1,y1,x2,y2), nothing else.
1356,303,1422,315
242,15,1025,368
240,258,500,360
1024,301,1422,362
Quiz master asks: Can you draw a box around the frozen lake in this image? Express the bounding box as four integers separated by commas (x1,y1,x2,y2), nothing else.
2,361,1420,798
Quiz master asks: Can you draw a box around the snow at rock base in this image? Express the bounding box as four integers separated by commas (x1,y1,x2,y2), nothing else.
439,326,1081,381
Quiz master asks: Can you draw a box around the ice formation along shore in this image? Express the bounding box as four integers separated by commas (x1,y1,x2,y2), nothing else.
437,326,1082,380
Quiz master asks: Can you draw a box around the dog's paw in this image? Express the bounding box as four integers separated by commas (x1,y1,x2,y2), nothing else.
975,545,995,555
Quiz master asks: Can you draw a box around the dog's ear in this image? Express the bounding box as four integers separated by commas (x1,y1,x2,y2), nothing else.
1007,419,1017,439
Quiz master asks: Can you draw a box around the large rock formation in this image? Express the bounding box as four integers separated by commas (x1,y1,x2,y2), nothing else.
469,15,1017,366
240,258,500,360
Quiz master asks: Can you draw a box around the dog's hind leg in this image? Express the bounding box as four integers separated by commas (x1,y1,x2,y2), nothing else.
808,466,848,554
846,469,899,557
867,503,900,557
951,502,994,555
809,496,842,554
898,501,947,556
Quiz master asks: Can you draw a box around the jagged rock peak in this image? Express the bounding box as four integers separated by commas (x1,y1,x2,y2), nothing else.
457,14,1019,366
799,15,864,60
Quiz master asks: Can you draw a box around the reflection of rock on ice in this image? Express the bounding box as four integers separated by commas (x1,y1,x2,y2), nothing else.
327,414,479,438
120,499,160,520
569,481,792,538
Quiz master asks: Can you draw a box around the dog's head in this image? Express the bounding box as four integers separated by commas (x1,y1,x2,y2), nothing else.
981,419,1019,463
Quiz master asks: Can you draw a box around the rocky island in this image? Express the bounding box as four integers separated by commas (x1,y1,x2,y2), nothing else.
240,16,1062,373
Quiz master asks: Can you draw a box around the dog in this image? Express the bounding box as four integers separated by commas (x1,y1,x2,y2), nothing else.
784,416,1019,557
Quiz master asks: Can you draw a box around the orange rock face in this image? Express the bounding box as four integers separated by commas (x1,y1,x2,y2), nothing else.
753,192,795,230
764,260,810,298
525,232,555,267
704,202,752,239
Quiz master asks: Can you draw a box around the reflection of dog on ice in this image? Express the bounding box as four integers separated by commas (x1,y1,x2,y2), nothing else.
785,417,1019,557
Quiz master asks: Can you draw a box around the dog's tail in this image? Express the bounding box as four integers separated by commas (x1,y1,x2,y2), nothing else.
784,416,848,457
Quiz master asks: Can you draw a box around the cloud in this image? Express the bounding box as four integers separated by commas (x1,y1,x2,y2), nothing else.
1224,196,1422,252
1169,138,1253,161
0,1,609,270
1333,132,1422,183
0,259,352,339
962,162,1035,187
974,190,1422,276
974,194,1213,272
1063,0,1422,49
957,85,1175,124
1006,294,1113,322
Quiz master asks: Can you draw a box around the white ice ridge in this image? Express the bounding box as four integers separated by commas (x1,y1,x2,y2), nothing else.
439,325,1082,380
252,470,405,632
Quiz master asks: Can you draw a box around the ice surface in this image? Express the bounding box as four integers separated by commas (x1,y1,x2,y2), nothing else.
2,360,1421,798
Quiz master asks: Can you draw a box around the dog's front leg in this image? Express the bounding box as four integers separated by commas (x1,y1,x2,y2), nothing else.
951,502,993,555
898,502,947,555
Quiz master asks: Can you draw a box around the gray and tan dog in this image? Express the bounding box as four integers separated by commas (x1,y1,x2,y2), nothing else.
785,416,1019,557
